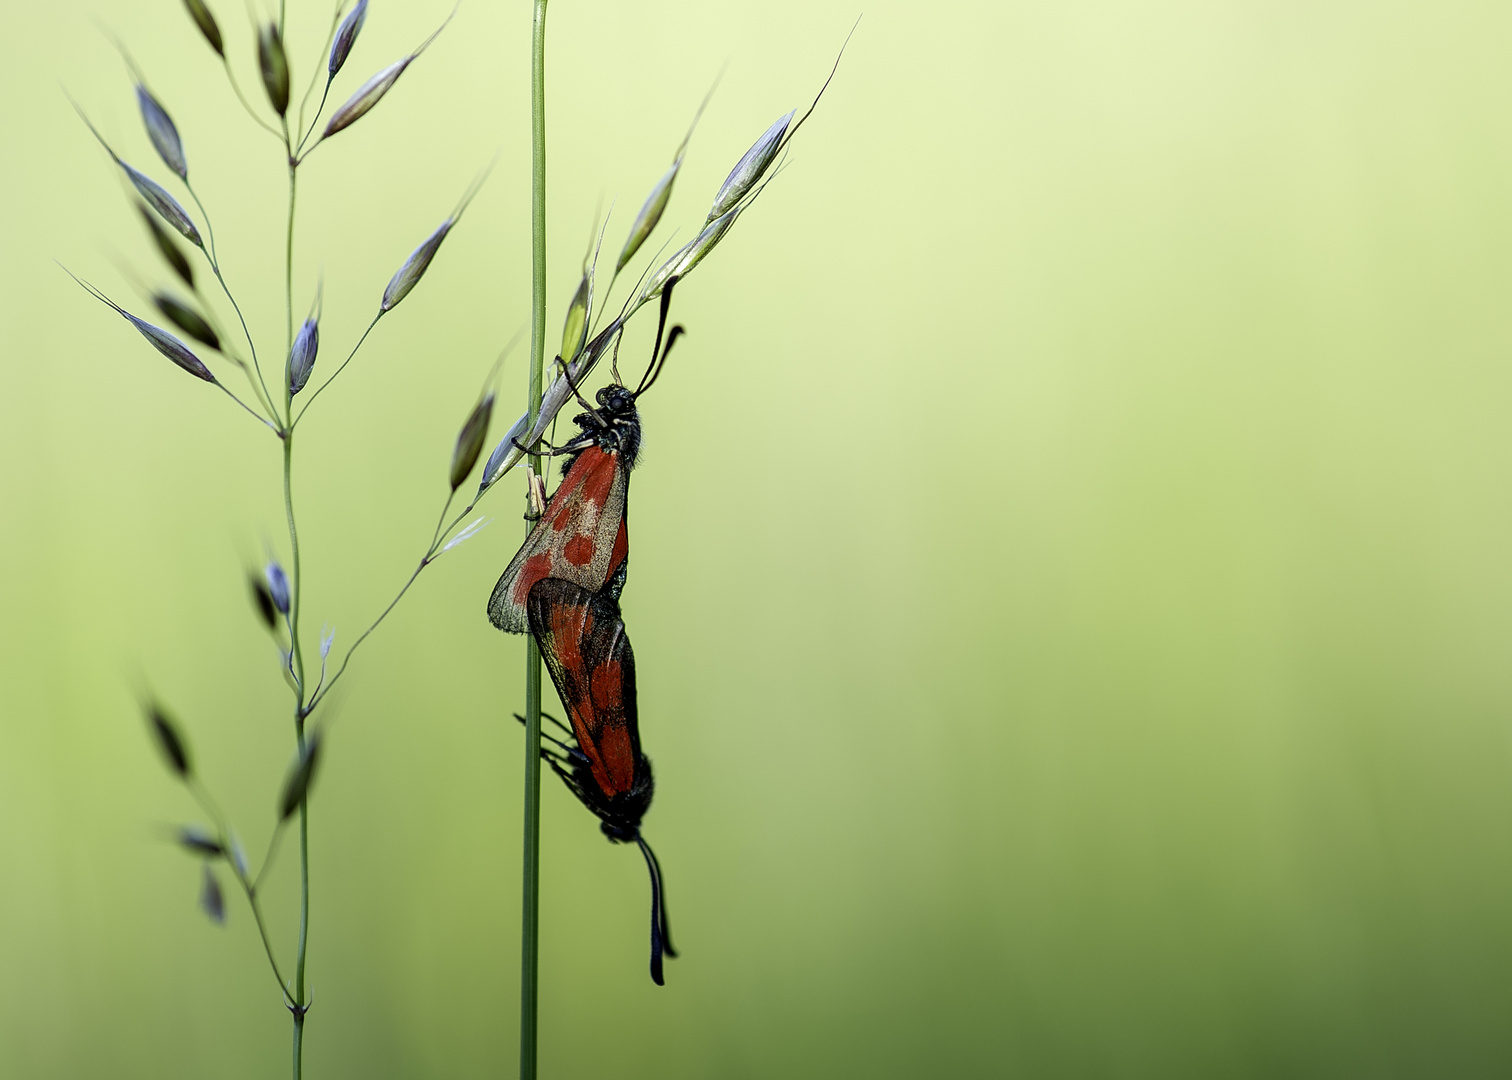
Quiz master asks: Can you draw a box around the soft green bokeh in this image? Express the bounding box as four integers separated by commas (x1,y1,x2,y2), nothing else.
5,0,1512,1076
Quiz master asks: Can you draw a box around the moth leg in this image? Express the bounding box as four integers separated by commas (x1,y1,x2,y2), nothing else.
538,710,577,740
553,354,606,424
512,436,592,458
511,712,584,761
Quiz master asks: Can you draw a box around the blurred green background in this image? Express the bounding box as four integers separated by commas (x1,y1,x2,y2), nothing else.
5,0,1512,1076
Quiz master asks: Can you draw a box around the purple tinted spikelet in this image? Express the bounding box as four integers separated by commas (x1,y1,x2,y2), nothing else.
136,85,187,180
126,164,202,247
265,562,291,615
323,6,452,140
65,271,215,383
288,317,319,394
182,0,224,57
707,110,793,221
69,97,203,247
178,826,225,857
258,24,290,116
329,0,368,77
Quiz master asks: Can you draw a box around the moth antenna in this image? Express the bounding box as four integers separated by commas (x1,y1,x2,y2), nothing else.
636,325,684,399
639,835,677,959
610,329,626,386
636,276,679,396
635,834,668,985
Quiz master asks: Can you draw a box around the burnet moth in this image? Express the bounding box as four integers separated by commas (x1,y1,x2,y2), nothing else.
489,283,685,984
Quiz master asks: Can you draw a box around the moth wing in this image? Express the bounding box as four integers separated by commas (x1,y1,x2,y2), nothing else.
487,448,629,633
526,578,640,800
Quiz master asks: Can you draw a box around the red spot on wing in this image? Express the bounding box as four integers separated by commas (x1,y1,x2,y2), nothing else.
563,535,596,567
511,552,556,608
580,451,617,507
594,723,636,796
590,659,623,708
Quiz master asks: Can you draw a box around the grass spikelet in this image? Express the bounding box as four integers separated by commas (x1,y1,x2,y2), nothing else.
153,294,219,350
146,702,192,779
450,391,495,490
278,731,323,820
322,4,454,140
329,0,369,78
707,110,792,222
64,269,216,383
258,24,290,116
182,0,224,57
136,85,187,180
250,573,278,630
379,164,489,312
178,826,225,857
265,563,291,615
616,82,715,273
560,271,589,364
199,863,226,923
617,164,678,274
137,204,194,288
68,97,204,247
288,287,321,394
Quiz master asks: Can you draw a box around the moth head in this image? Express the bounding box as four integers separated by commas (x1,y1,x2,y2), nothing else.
597,384,637,415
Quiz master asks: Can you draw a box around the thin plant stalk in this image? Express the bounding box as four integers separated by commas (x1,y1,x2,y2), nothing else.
280,110,311,1080
521,2,549,1077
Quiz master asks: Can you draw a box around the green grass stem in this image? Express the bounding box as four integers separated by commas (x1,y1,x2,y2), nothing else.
521,2,550,1077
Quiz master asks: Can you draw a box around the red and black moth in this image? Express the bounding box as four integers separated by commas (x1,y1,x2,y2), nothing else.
518,580,675,984
489,284,685,984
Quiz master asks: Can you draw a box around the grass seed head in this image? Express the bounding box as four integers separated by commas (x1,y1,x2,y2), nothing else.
450,392,495,491
137,204,194,288
136,86,187,180
323,57,411,138
147,703,192,779
707,110,793,221
265,562,291,615
153,294,219,350
199,863,226,923
287,317,319,394
258,24,290,116
182,0,224,57
617,162,679,273
324,6,451,140
279,731,324,820
381,220,452,312
178,825,225,857
329,0,369,78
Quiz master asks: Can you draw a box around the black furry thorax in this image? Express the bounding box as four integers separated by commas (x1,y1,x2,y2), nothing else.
567,384,642,472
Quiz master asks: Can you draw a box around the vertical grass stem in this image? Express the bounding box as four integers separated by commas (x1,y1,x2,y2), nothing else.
521,2,549,1077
